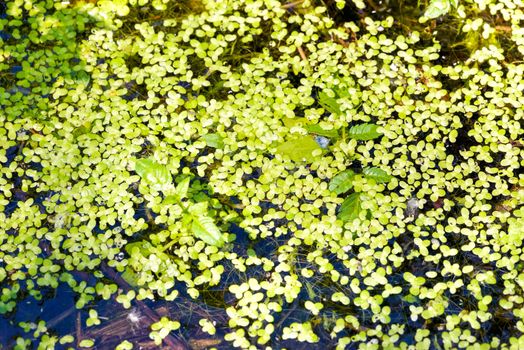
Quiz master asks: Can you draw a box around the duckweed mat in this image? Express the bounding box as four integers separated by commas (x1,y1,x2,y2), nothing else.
1,0,524,349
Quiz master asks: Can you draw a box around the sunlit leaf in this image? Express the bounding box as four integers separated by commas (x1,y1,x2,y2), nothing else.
175,177,191,200
188,202,208,216
306,124,339,138
276,136,322,163
202,133,224,149
329,170,355,195
191,216,224,247
282,117,309,128
337,193,364,222
135,158,172,188
318,91,341,115
163,195,178,205
363,167,393,183
348,123,382,140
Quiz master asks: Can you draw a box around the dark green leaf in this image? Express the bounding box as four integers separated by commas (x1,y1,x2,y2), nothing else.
329,170,355,195
337,193,364,222
191,215,224,247
135,158,172,188
276,136,322,163
348,123,382,140
362,167,393,183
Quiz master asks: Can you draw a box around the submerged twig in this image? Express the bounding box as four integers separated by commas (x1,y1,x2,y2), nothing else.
47,307,76,329
76,312,83,348
100,262,189,350
297,46,308,61
281,0,304,9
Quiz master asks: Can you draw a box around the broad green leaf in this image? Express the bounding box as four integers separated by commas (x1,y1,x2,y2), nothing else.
362,167,393,183
135,158,171,188
318,91,341,115
175,177,191,200
182,213,192,227
337,193,364,222
348,123,382,140
424,0,451,19
305,124,339,138
276,136,322,163
329,170,355,195
188,202,208,216
449,0,459,7
402,294,419,303
191,216,224,247
202,133,224,149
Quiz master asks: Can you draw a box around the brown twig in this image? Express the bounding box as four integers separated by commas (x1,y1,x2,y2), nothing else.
47,307,76,329
76,311,83,348
100,262,189,350
281,0,304,9
495,25,512,32
366,0,383,12
297,46,308,61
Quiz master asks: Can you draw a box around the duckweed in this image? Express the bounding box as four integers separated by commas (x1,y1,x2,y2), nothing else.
1,0,524,348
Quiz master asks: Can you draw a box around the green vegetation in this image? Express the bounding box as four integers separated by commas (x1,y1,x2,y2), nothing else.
1,0,524,348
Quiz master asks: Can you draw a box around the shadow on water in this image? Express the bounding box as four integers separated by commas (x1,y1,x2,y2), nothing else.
0,1,101,347
0,1,97,122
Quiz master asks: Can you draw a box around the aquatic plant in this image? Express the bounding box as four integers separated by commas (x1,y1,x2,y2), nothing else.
0,0,524,348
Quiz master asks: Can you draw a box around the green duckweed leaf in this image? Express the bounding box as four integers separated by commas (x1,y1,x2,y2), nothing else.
135,158,171,188
72,122,92,138
337,193,364,222
329,170,355,195
348,123,382,140
283,117,309,128
125,241,153,257
402,294,420,303
276,136,322,163
363,167,393,183
318,91,341,115
191,215,224,247
202,133,224,149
